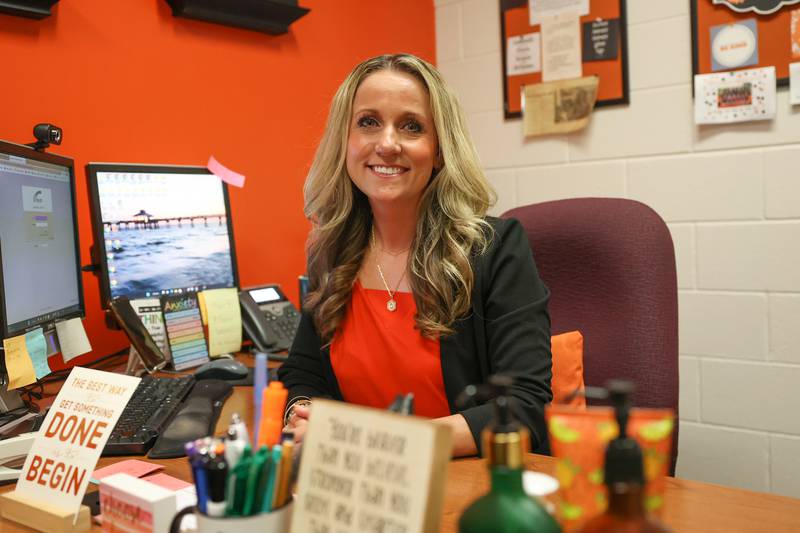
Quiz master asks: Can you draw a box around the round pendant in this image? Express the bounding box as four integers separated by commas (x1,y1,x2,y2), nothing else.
386,299,397,312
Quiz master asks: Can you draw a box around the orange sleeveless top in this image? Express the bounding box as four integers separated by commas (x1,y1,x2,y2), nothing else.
329,281,451,418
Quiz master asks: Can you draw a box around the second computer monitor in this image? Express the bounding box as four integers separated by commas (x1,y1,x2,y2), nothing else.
86,163,239,308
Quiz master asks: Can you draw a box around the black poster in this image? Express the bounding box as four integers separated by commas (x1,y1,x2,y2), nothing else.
712,0,800,15
582,19,619,62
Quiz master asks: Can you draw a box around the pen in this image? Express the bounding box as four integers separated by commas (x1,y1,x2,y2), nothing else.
258,381,288,448
253,446,273,514
261,444,283,513
205,442,228,517
190,441,211,515
227,444,253,516
253,351,268,445
230,412,249,447
242,446,268,516
273,439,295,508
225,425,247,471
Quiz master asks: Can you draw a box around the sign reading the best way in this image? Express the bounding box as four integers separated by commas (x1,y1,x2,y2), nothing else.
15,368,140,514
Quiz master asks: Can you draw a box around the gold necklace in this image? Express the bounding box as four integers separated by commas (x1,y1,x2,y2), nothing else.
371,228,407,312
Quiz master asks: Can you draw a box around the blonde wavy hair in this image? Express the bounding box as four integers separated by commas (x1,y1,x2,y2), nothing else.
303,54,495,342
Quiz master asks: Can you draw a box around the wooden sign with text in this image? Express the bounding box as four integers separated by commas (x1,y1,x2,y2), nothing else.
290,400,453,533
12,368,140,517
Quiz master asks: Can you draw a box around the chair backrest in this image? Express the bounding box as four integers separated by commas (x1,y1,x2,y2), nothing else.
503,198,679,473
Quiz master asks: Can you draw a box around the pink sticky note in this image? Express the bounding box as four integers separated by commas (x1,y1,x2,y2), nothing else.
143,472,193,491
91,459,163,483
207,155,246,188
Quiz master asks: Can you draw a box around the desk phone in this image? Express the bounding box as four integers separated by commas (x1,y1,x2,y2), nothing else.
239,284,300,355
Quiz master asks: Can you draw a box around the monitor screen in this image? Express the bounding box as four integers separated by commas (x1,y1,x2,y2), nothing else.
0,140,84,339
85,163,239,308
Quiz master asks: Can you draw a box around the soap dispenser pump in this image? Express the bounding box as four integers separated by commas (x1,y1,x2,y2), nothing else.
577,380,670,533
458,375,560,533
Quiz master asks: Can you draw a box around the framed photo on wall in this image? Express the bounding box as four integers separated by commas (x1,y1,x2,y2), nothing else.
691,0,800,88
499,0,630,119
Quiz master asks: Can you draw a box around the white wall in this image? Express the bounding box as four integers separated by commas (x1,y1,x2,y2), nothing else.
435,0,800,497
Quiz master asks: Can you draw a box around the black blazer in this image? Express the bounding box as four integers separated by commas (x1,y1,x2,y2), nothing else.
278,216,553,453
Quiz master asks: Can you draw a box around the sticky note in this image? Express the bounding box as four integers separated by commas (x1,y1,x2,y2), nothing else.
197,291,209,326
2,334,37,390
202,288,243,357
207,155,245,188
55,317,92,362
92,459,164,484
25,328,51,379
143,473,193,491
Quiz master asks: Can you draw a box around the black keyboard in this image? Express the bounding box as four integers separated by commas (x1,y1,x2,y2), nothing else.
103,375,195,456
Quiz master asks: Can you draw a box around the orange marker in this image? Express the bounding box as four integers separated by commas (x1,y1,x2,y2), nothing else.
258,381,288,448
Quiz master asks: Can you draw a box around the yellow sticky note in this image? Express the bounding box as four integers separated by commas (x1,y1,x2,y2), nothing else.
2,334,37,390
198,291,209,326
201,288,243,357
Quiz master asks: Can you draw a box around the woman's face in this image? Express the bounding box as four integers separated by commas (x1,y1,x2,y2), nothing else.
346,69,439,212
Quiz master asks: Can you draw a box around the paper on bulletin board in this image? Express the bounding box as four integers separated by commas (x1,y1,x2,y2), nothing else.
710,19,759,72
507,33,541,76
201,288,242,357
791,62,800,104
55,317,92,363
529,0,588,25
792,9,800,58
541,12,583,82
15,367,140,518
523,76,599,137
2,334,36,390
694,66,776,124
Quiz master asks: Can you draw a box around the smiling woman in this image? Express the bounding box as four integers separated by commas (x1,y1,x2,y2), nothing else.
278,54,554,459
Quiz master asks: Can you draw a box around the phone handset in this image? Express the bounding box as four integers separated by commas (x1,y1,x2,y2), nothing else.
239,284,301,357
239,290,276,353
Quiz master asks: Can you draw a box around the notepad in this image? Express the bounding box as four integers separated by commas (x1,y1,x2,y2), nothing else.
161,293,209,371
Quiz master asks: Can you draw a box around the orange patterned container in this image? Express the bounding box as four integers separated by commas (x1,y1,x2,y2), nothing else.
545,405,674,531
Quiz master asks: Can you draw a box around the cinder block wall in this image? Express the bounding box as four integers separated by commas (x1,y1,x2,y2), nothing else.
435,0,800,496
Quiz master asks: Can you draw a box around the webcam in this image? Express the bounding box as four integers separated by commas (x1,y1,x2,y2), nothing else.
27,123,62,152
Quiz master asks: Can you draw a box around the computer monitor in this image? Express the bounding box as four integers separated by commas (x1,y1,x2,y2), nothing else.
0,140,84,341
85,163,239,309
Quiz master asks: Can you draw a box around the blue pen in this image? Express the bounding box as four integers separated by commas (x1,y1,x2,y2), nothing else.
191,442,211,514
253,352,268,445
261,444,283,512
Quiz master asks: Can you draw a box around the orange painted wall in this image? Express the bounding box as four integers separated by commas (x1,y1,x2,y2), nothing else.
0,0,435,370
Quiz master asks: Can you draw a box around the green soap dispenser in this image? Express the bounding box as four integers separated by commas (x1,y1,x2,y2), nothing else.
458,375,561,533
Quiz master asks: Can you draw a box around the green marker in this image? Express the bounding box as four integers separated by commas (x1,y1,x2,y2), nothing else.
261,445,283,512
226,444,251,516
242,446,268,516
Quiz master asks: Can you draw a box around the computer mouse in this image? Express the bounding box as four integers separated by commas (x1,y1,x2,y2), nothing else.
194,359,249,381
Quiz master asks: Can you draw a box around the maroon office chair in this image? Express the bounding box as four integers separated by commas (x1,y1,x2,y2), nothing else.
503,198,679,474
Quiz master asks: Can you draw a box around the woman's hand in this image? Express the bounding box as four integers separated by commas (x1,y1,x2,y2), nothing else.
284,404,312,444
434,413,478,457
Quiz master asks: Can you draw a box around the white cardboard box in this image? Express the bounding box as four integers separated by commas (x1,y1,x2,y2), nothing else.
100,473,176,533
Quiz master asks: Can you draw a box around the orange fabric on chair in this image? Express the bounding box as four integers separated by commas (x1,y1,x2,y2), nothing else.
551,330,586,407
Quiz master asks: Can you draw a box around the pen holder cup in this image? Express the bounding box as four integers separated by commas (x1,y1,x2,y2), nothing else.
170,500,293,533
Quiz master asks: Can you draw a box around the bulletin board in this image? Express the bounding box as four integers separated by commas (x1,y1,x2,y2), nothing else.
499,0,629,119
691,0,800,88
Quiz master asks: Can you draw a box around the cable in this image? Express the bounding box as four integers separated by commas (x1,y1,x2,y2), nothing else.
28,346,130,387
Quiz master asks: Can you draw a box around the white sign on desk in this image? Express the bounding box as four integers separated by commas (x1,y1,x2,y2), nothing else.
290,400,453,533
14,367,140,517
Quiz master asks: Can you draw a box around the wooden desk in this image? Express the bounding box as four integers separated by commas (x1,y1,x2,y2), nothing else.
2,372,800,532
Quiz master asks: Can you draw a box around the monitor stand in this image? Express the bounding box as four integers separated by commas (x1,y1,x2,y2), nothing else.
124,346,148,377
